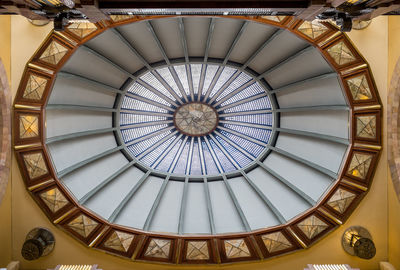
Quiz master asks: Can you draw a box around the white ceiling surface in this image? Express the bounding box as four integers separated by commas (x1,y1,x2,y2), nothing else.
45,17,350,235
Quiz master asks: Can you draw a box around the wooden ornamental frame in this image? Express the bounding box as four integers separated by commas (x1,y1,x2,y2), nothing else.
13,15,382,265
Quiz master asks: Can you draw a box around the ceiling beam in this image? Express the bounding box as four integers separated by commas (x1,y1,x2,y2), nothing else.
57,146,124,178
79,160,135,204
108,171,151,222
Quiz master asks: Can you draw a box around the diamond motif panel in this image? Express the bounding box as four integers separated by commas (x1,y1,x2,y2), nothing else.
23,152,48,179
356,115,376,139
224,239,251,259
297,215,329,239
104,231,134,252
67,214,98,238
261,16,286,22
39,41,68,65
67,22,97,38
298,20,328,39
144,238,171,259
327,188,356,214
261,231,292,253
39,187,69,212
19,115,39,139
347,152,373,179
186,241,209,260
23,74,47,100
347,74,372,101
327,41,356,65
110,15,134,22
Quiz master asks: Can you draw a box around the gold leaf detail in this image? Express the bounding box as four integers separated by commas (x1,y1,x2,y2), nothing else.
327,188,356,213
39,41,68,65
261,231,292,253
68,214,98,238
327,41,356,65
23,74,47,100
224,239,251,259
347,152,373,179
67,22,97,38
39,187,69,212
19,115,39,138
186,241,209,260
23,152,48,179
297,215,328,239
104,231,134,252
144,238,171,259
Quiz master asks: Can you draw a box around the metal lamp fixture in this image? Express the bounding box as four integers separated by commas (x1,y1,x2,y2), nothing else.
342,226,376,260
21,228,55,261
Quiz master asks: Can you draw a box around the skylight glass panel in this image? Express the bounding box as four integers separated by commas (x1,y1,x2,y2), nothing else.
119,62,273,177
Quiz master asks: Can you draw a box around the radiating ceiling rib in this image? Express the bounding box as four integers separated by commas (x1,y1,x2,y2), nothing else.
108,171,151,223
242,29,283,69
178,18,196,101
137,80,178,107
152,71,184,104
112,27,185,103
276,127,349,145
126,126,175,146
202,66,223,102
270,72,338,94
119,110,171,118
197,18,216,101
203,136,224,173
212,80,256,107
186,137,195,175
223,21,248,65
178,177,189,234
57,146,124,178
240,171,286,224
143,175,170,230
151,134,184,168
120,120,173,130
268,146,338,179
46,127,117,144
222,175,251,231
256,161,316,206
146,21,171,65
219,120,271,130
57,71,123,94
136,130,179,159
213,131,255,160
79,160,136,204
216,92,267,111
81,45,135,79
123,93,174,112
275,105,349,112
169,66,190,102
197,137,206,174
209,133,240,169
217,126,269,146
219,109,272,117
111,28,152,70
46,104,116,112
203,177,216,234
257,45,314,81
169,136,189,173
207,71,241,104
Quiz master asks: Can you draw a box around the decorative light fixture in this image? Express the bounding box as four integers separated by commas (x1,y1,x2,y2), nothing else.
342,226,376,259
21,228,55,261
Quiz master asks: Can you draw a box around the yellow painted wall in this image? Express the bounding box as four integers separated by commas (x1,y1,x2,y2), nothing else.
0,15,12,267
388,16,400,270
1,15,393,270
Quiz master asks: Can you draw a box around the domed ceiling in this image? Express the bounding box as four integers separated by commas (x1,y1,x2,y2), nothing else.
14,15,382,264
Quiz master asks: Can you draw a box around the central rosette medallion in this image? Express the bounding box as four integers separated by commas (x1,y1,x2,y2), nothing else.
174,102,218,136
